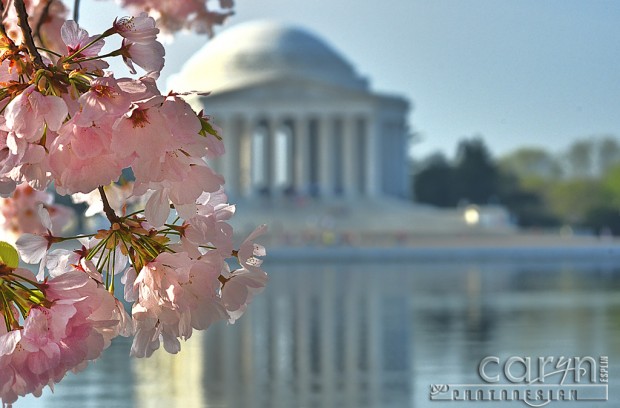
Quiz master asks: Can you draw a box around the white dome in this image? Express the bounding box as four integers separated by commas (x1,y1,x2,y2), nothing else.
168,21,368,93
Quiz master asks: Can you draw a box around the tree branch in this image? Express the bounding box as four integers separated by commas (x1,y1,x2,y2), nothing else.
2,0,11,20
14,0,44,66
98,186,121,224
0,1,10,40
34,0,54,47
73,0,80,23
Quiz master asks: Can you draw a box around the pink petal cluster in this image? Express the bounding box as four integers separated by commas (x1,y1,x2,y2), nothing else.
127,222,268,357
114,13,165,75
124,200,267,357
117,0,234,36
2,0,69,54
0,0,234,60
0,184,73,243
0,3,268,404
1,19,225,217
126,251,226,357
221,225,268,322
0,269,127,406
114,192,267,359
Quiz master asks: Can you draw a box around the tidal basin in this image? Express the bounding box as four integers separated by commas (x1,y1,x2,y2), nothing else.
20,250,620,408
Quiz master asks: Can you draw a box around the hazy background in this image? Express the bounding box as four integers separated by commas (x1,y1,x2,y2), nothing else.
11,2,618,407
81,0,620,158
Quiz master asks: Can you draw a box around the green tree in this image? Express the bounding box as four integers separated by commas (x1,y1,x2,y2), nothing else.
548,179,610,224
564,140,595,179
496,170,560,227
499,147,562,181
597,136,620,176
453,137,498,204
413,153,457,207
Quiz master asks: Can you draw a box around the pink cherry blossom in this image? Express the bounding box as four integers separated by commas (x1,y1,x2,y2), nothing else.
61,20,105,58
121,38,166,76
15,204,56,267
113,13,159,42
181,189,235,258
4,136,54,191
185,252,229,330
4,86,68,142
130,251,228,357
130,252,193,356
113,14,165,75
0,2,268,402
0,184,74,242
135,156,224,227
1,0,69,55
15,232,49,265
111,98,172,159
116,0,234,35
49,118,132,195
220,267,268,323
238,224,268,273
77,76,132,125
0,270,122,406
220,225,268,322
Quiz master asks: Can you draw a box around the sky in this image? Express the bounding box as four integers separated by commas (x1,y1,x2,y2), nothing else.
81,0,620,159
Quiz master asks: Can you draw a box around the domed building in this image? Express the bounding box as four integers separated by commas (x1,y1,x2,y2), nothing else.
169,21,512,243
169,21,410,201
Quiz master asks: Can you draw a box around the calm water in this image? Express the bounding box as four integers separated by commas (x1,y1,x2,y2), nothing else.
19,257,620,408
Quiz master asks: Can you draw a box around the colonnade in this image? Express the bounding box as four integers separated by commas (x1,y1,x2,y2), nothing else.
211,114,381,199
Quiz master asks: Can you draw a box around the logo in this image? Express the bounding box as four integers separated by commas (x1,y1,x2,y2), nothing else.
430,355,609,407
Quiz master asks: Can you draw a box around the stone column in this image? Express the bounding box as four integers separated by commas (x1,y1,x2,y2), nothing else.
223,115,240,199
238,117,252,197
256,118,274,196
342,115,358,197
267,117,280,196
357,118,367,195
284,120,295,194
366,116,381,197
318,116,334,197
293,116,310,196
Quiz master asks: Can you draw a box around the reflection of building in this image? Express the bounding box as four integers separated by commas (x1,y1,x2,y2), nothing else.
133,335,206,408
169,21,514,241
170,20,410,201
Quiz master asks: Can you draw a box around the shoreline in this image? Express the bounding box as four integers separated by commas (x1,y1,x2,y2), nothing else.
266,234,620,263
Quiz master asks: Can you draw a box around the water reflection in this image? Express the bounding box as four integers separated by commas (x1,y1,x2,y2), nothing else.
21,259,620,407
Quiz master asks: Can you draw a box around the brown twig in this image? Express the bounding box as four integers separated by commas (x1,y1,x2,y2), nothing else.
98,186,121,224
2,0,11,20
0,0,10,39
34,0,54,46
14,0,44,66
73,0,80,23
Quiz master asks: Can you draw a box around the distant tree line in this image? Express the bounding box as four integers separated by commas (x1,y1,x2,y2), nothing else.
412,135,620,234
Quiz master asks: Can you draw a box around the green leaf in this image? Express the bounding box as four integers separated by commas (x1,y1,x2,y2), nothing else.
198,116,223,141
0,241,20,268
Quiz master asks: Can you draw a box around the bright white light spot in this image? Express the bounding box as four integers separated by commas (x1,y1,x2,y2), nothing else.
464,206,480,225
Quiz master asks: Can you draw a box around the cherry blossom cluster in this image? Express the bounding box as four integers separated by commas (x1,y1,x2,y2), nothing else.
0,3,267,407
1,0,69,55
115,0,235,36
0,0,234,51
1,266,130,404
0,183,73,242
